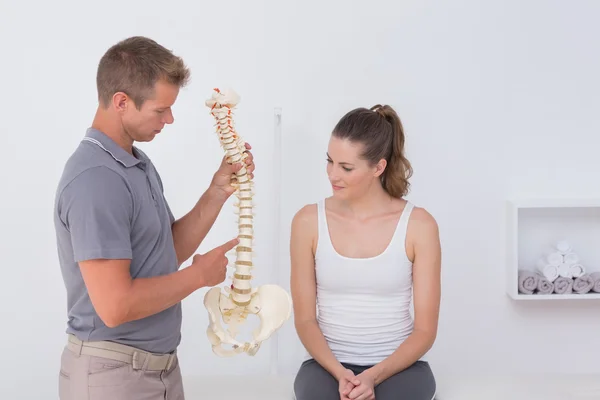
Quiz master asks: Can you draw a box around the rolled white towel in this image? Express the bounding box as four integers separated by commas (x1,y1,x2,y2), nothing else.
590,272,600,293
573,274,594,294
535,259,559,282
558,262,571,278
518,270,539,294
554,276,573,294
536,273,554,294
556,240,572,255
563,252,580,265
540,250,563,267
569,263,585,278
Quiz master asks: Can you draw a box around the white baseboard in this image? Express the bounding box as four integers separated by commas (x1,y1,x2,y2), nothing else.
182,373,600,400
434,373,600,400
182,374,295,400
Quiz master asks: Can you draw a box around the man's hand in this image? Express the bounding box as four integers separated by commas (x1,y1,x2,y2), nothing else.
190,238,239,287
346,369,376,400
338,368,360,400
78,237,238,328
170,143,253,266
210,142,255,200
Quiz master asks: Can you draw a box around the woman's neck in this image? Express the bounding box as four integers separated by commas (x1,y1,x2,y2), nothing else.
335,183,397,219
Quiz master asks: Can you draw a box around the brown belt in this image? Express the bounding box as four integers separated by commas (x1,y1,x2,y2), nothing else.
67,334,176,372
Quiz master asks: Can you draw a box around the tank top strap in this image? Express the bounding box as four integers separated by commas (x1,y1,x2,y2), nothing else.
317,199,325,218
391,200,415,246
316,199,331,253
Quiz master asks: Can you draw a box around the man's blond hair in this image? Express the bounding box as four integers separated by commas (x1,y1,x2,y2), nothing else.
96,36,190,109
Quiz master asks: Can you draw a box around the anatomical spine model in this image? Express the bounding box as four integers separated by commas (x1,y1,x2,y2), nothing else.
203,88,292,356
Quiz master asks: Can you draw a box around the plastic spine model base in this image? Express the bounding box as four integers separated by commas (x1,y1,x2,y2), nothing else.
203,88,292,357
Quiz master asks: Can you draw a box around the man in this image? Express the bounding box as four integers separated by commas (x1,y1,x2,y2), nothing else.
54,36,254,399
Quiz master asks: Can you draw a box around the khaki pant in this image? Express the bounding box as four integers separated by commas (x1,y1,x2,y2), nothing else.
59,335,185,400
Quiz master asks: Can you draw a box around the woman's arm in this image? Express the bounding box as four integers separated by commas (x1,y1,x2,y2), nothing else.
290,204,348,381
364,207,442,386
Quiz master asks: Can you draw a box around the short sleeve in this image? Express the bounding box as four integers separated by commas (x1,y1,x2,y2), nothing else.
59,166,133,262
164,200,175,225
152,162,176,225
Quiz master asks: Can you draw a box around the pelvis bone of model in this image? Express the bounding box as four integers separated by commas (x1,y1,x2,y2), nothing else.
203,88,292,357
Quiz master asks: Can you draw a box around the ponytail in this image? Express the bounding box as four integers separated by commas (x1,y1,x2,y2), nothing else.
370,105,413,198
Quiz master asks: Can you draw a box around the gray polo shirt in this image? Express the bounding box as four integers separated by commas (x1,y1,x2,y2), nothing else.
54,127,181,354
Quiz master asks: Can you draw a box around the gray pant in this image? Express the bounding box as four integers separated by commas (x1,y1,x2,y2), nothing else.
294,358,436,400
59,335,185,400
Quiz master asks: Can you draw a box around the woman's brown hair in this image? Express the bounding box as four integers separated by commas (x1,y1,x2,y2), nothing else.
332,104,413,198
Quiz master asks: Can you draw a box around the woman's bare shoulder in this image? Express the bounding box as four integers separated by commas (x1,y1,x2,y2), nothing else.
407,205,440,245
409,205,438,227
292,202,320,235
293,203,317,221
291,202,321,254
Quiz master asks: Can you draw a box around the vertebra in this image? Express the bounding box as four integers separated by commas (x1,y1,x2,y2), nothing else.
203,87,292,357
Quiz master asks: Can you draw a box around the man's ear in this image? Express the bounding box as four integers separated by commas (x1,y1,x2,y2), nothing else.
374,159,387,177
112,92,129,114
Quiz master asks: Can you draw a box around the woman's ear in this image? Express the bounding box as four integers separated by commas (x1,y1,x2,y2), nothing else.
374,159,387,177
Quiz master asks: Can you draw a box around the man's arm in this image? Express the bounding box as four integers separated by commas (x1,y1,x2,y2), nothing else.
60,166,233,327
171,185,228,266
364,207,441,385
79,259,205,327
79,239,237,327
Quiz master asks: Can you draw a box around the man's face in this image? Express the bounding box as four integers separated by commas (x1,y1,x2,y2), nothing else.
121,80,179,143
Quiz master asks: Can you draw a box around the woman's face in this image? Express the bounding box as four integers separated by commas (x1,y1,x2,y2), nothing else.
326,136,386,200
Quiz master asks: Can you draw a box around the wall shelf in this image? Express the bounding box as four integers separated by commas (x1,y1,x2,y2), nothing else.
511,293,600,300
506,198,600,300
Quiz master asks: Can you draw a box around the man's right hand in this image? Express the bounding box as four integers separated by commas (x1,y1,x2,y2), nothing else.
191,238,239,287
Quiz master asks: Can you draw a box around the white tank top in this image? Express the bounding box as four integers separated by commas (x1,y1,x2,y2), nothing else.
310,198,418,366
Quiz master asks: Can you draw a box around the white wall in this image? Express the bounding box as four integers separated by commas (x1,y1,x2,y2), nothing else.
2,0,600,398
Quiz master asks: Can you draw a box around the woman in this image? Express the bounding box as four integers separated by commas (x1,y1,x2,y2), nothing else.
290,104,441,400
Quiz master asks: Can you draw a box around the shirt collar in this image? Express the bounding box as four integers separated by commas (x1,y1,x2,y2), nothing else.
83,128,143,168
